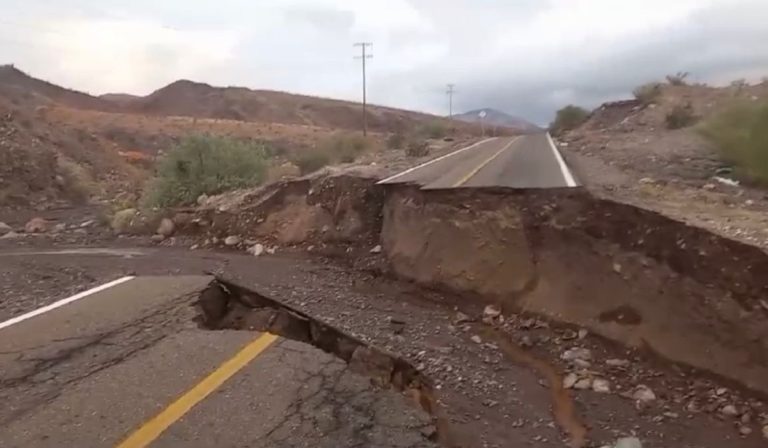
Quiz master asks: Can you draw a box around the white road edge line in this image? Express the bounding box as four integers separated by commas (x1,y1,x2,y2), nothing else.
545,132,577,187
0,276,135,331
377,137,498,184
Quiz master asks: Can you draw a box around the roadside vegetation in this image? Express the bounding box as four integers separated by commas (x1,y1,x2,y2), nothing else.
665,71,690,86
633,82,663,105
143,135,269,207
698,101,768,183
550,105,589,135
665,103,697,129
291,133,372,175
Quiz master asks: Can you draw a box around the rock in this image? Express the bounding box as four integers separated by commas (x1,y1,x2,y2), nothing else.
703,183,716,191
592,378,611,393
606,358,630,368
454,311,472,324
762,424,768,440
197,194,209,205
80,219,95,228
577,329,588,339
190,244,199,250
0,222,12,235
561,347,592,362
111,208,138,234
739,426,752,436
470,335,482,344
247,243,265,256
369,244,382,254
483,304,501,319
639,177,655,184
0,231,21,239
150,234,166,243
632,385,656,403
614,437,642,448
24,217,49,233
266,246,276,255
52,223,67,233
157,218,175,237
573,358,592,369
563,373,579,389
612,262,622,274
224,235,241,246
721,404,739,417
573,378,593,390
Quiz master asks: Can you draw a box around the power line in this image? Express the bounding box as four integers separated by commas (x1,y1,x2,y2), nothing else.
353,42,372,136
446,83,456,118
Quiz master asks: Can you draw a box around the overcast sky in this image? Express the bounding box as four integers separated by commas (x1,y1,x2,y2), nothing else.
2,0,767,124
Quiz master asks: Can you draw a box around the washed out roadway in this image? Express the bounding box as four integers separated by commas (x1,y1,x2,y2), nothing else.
0,273,435,447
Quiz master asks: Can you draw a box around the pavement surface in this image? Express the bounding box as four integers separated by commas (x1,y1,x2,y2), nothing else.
379,133,577,189
0,264,435,448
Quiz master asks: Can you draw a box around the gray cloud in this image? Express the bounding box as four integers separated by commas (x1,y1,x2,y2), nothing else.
2,0,767,125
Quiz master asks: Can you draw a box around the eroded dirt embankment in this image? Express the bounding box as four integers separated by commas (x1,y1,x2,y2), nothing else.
187,172,768,396
382,186,768,395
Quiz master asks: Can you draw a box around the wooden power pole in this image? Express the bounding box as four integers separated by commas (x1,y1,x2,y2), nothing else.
354,42,373,136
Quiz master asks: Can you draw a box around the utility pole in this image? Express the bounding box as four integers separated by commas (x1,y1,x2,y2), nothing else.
354,42,373,136
446,84,456,118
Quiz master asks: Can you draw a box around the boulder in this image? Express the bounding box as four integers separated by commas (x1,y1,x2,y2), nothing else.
24,217,49,233
157,218,175,237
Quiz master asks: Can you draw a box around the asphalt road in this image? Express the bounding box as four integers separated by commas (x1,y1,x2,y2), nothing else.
379,133,578,189
0,266,435,448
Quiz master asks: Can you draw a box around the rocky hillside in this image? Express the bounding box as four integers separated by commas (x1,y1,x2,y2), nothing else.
0,65,460,134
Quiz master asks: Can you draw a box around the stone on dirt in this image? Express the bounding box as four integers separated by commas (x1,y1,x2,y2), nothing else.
454,311,471,324
720,404,739,417
224,235,241,246
593,378,611,393
762,424,768,440
247,243,265,257
483,304,502,319
157,218,175,237
150,234,165,243
24,217,48,233
632,385,656,403
561,347,592,362
470,335,482,344
52,223,66,233
614,437,642,448
0,222,12,235
0,230,21,239
563,372,579,389
573,378,593,390
370,244,382,254
606,358,630,368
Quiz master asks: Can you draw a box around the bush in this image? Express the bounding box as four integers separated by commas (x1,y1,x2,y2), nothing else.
665,103,697,129
143,135,268,207
698,101,768,183
420,122,448,139
666,72,690,86
550,105,589,134
320,134,370,163
387,132,405,149
405,140,430,157
293,151,331,175
633,82,663,104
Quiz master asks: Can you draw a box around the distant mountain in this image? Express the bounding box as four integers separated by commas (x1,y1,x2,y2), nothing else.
454,108,541,133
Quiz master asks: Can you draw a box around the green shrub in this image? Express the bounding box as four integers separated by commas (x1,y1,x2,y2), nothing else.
665,103,697,129
405,140,430,157
666,72,690,86
293,151,331,175
320,134,369,163
698,101,768,183
550,105,589,134
387,132,405,149
143,135,268,207
420,122,448,139
633,82,663,105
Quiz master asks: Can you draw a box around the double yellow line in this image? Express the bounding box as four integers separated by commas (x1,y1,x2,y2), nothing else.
452,137,519,187
116,333,278,448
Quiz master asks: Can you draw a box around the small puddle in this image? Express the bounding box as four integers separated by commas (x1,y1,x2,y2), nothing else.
483,327,588,448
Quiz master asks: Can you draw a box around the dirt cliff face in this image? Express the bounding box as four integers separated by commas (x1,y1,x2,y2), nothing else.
381,186,768,395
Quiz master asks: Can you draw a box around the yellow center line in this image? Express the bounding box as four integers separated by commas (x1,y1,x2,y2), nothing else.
116,332,279,448
452,136,520,187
